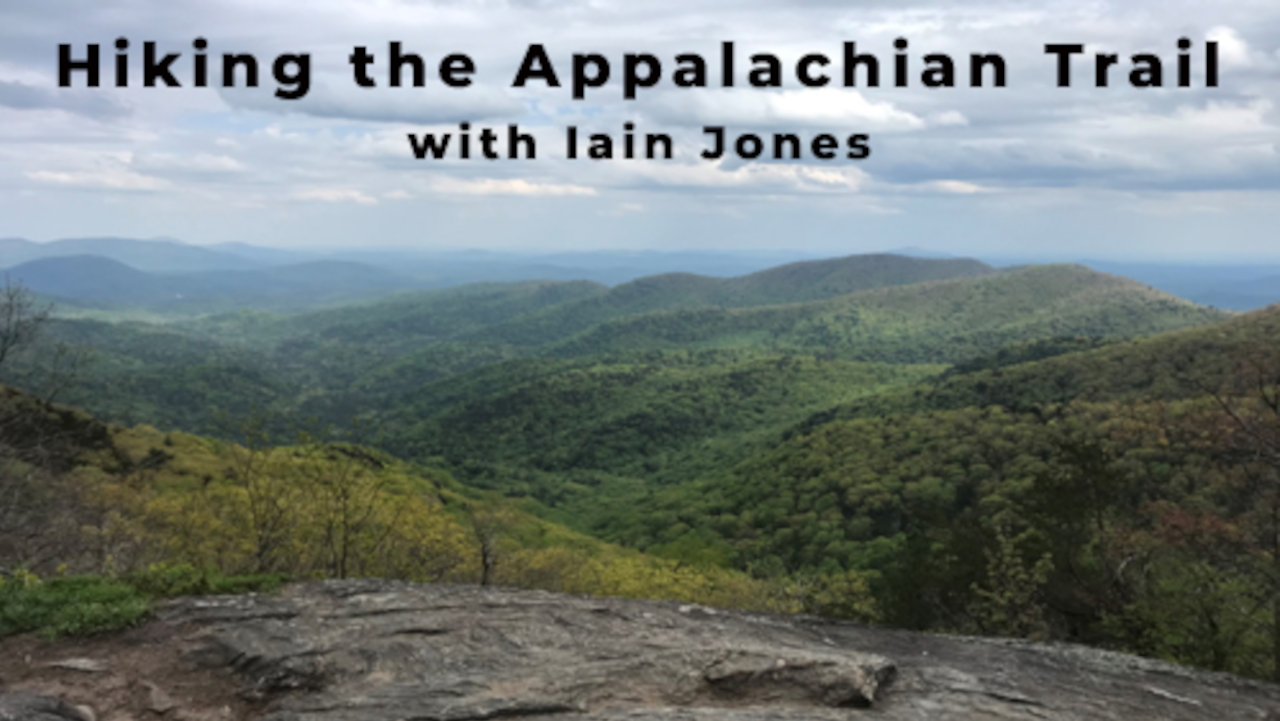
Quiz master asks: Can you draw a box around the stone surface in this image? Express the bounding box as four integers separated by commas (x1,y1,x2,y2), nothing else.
7,580,1280,720
0,691,94,721
43,660,108,674
143,579,1280,720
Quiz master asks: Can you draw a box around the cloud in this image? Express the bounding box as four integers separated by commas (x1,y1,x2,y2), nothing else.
1207,26,1256,68
648,88,927,130
218,82,525,125
27,168,167,190
3,0,1280,257
924,179,989,194
614,160,869,193
294,187,379,204
0,80,130,119
430,178,597,196
135,153,246,174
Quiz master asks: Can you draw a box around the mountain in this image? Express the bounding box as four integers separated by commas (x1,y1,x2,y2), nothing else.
3,255,430,313
3,256,164,307
463,254,998,347
208,241,322,265
5,251,1280,684
0,237,264,273
548,265,1226,363
18,258,1227,444
382,353,942,503
709,254,992,305
797,301,1280,427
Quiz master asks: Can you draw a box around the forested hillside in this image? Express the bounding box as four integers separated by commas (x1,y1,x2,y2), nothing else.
6,252,1278,682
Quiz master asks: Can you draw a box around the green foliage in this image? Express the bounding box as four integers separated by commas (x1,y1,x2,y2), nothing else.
124,563,287,597
968,527,1054,640
388,352,940,498
4,259,1275,684
0,574,150,638
548,266,1223,363
0,567,287,639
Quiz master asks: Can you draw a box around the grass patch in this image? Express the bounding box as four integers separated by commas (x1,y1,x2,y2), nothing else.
0,565,288,639
0,576,149,638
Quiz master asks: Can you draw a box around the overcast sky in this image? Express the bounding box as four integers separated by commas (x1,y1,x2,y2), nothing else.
1,0,1278,260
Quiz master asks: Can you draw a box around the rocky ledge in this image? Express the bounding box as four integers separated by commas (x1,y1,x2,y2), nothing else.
4,579,1280,720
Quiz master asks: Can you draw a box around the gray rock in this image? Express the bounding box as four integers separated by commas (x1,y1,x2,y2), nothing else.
108,580,1278,720
142,680,178,714
0,692,94,721
43,659,108,674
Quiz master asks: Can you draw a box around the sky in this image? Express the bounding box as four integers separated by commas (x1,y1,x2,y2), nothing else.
1,0,1278,260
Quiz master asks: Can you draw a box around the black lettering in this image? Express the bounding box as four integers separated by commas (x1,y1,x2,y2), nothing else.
512,44,560,88
1045,43,1084,87
811,134,837,160
722,42,734,87
847,133,871,160
1130,53,1162,87
1095,54,1118,87
408,133,450,159
143,41,182,87
508,125,535,159
1207,41,1219,87
646,133,672,159
441,54,474,87
391,42,424,87
736,133,763,159
479,127,499,159
350,46,376,87
222,54,259,88
773,133,801,159
797,54,830,87
59,44,100,87
894,38,909,88
588,133,612,159
115,38,129,88
273,54,310,99
623,53,661,99
970,54,1006,87
193,38,209,86
702,126,725,160
922,54,954,87
572,53,609,100
1177,37,1192,87
674,53,707,87
843,42,879,87
749,53,782,87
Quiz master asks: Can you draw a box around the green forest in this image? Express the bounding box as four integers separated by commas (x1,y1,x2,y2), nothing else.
4,253,1279,681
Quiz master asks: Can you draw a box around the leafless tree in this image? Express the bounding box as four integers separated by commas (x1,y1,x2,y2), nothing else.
0,276,50,372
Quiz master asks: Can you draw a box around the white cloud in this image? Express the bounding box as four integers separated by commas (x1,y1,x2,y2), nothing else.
649,88,926,130
2,0,1280,257
925,179,989,194
294,187,379,204
430,178,597,196
27,169,167,191
1207,26,1254,68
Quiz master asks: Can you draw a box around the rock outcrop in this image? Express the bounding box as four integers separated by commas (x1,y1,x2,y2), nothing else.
6,579,1280,720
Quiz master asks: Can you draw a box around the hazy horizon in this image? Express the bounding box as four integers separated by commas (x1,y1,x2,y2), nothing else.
5,233,1280,267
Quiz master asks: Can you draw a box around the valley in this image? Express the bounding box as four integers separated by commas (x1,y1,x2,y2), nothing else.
2,242,1279,683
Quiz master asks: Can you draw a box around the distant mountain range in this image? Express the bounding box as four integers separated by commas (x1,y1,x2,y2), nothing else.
2,237,1277,313
2,255,426,313
0,237,263,273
